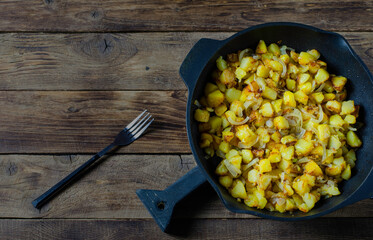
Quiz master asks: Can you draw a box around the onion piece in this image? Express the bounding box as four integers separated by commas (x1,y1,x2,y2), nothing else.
348,126,357,131
300,107,316,120
239,49,250,62
194,100,202,108
273,56,287,78
315,83,325,92
316,104,324,123
246,158,259,168
238,136,259,149
298,157,310,164
321,142,327,163
216,149,226,159
253,55,260,60
244,100,254,109
266,119,274,128
227,116,250,125
297,128,306,139
223,159,241,178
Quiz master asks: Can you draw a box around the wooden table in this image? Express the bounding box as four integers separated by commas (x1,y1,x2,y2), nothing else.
0,1,372,239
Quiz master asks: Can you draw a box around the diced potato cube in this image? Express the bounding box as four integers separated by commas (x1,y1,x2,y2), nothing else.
244,194,259,208
317,124,330,142
341,100,355,115
315,68,329,84
281,146,295,161
235,124,257,143
260,102,274,117
326,100,341,113
235,67,247,81
242,149,253,164
229,155,242,171
194,109,210,122
285,199,297,211
344,115,356,124
329,135,342,151
268,43,281,56
231,180,247,199
295,139,313,156
256,127,270,143
219,69,236,87
219,175,233,188
307,49,320,59
226,149,239,159
207,90,225,107
258,174,272,190
268,150,282,163
215,161,228,175
302,192,317,209
240,57,258,72
304,160,323,176
225,88,242,103
222,131,234,142
271,131,282,143
256,40,267,54
280,54,290,64
311,145,323,156
204,82,219,96
259,158,272,173
298,73,311,85
299,82,312,95
257,65,270,78
329,114,345,127
268,60,283,72
341,164,351,180
208,116,222,134
262,87,278,100
298,52,316,65
219,141,231,153
215,103,227,116
323,93,336,102
274,116,290,130
331,76,347,92
254,189,267,209
286,78,297,91
248,169,260,183
230,100,244,116
346,130,362,147
216,56,228,71
283,91,297,107
320,185,340,196
311,92,324,104
281,135,297,146
323,80,334,93
294,90,309,105
345,149,357,162
292,178,311,196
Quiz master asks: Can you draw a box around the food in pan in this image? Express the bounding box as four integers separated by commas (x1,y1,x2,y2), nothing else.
194,40,362,213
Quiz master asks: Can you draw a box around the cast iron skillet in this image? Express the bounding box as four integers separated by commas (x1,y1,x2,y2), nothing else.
137,22,373,232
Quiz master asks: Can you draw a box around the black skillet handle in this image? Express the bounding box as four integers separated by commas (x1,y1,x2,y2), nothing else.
179,38,224,91
136,166,207,232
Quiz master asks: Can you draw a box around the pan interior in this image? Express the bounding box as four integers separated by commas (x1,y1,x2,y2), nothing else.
189,24,373,218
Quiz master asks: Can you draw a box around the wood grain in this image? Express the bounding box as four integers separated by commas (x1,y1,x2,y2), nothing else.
0,91,189,154
0,1,372,32
0,154,371,219
1,218,372,240
0,32,372,90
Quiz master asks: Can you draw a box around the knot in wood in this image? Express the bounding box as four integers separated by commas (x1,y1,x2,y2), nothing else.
7,162,18,176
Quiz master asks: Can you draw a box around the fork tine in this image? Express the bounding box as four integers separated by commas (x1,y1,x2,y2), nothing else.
130,114,152,135
124,110,147,131
132,118,154,139
128,112,150,133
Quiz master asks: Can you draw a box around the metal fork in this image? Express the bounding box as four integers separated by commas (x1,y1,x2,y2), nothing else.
32,110,154,209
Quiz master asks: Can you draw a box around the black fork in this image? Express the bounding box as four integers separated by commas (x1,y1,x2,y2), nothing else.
32,110,154,209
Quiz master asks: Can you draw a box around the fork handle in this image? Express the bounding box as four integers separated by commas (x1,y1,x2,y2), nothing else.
32,142,116,209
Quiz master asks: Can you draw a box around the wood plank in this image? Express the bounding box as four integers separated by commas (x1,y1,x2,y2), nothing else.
0,154,371,219
1,218,372,240
0,32,372,90
0,91,189,154
0,1,372,32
